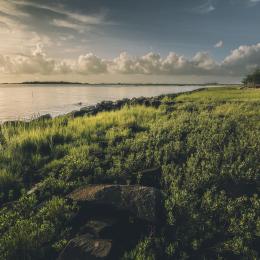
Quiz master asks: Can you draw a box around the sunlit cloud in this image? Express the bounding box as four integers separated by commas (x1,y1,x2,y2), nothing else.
0,1,29,18
0,0,259,83
12,0,107,25
0,43,260,77
0,0,110,56
52,19,85,32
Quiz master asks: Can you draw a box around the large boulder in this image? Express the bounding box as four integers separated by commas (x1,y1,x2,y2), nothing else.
58,234,112,260
68,185,162,223
78,219,116,238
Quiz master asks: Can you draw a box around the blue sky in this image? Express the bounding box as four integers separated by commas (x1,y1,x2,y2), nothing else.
0,0,260,83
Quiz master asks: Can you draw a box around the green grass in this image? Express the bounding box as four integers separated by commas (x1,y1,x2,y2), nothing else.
0,87,259,260
175,87,260,102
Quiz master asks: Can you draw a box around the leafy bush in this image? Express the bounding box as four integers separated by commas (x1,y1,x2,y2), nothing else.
0,196,77,260
0,170,20,203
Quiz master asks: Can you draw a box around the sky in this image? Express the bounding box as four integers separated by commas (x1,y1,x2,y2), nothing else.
0,0,260,83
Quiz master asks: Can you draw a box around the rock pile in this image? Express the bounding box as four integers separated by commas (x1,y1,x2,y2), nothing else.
58,184,163,260
67,96,164,118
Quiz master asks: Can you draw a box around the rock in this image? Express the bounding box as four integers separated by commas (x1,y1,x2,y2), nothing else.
130,97,145,106
69,106,97,118
143,99,151,106
80,105,96,112
68,185,162,223
36,114,52,121
80,106,97,115
70,110,86,118
65,110,78,118
113,100,127,109
96,101,114,111
78,219,115,237
149,99,161,108
58,234,112,260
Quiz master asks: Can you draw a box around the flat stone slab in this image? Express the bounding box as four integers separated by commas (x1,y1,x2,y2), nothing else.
58,234,112,260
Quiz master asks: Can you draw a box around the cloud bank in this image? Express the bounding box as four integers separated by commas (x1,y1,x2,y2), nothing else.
0,43,260,78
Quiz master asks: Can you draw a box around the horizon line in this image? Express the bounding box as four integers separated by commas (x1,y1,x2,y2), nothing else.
0,81,241,86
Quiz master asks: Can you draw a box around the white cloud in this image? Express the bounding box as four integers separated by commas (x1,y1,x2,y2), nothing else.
161,52,188,73
76,53,107,74
0,2,54,55
109,51,219,75
214,40,224,48
134,52,162,74
16,1,109,34
222,43,260,74
243,0,260,7
0,0,110,59
110,52,138,74
192,52,218,70
0,44,56,74
12,1,106,25
195,1,215,14
0,1,29,18
52,19,85,33
248,0,260,5
0,43,260,77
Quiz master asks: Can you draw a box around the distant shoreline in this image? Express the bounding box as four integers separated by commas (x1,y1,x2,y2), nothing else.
1,81,241,86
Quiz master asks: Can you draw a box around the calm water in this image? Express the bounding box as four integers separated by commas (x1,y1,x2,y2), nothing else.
0,84,204,122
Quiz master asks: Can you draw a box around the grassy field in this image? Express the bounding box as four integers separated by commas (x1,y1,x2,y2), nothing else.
0,87,259,259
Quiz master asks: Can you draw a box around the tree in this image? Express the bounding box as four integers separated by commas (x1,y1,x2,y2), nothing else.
242,69,260,86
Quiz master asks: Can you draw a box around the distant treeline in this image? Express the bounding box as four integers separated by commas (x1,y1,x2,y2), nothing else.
10,81,240,86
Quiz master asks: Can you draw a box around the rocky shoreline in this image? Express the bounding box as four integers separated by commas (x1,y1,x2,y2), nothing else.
1,88,205,127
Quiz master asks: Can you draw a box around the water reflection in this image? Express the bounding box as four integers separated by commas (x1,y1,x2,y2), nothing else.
0,84,203,122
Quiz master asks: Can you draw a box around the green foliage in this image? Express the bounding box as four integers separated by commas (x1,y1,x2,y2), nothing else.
0,195,77,260
0,87,259,259
0,170,20,203
242,68,260,85
122,238,157,260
